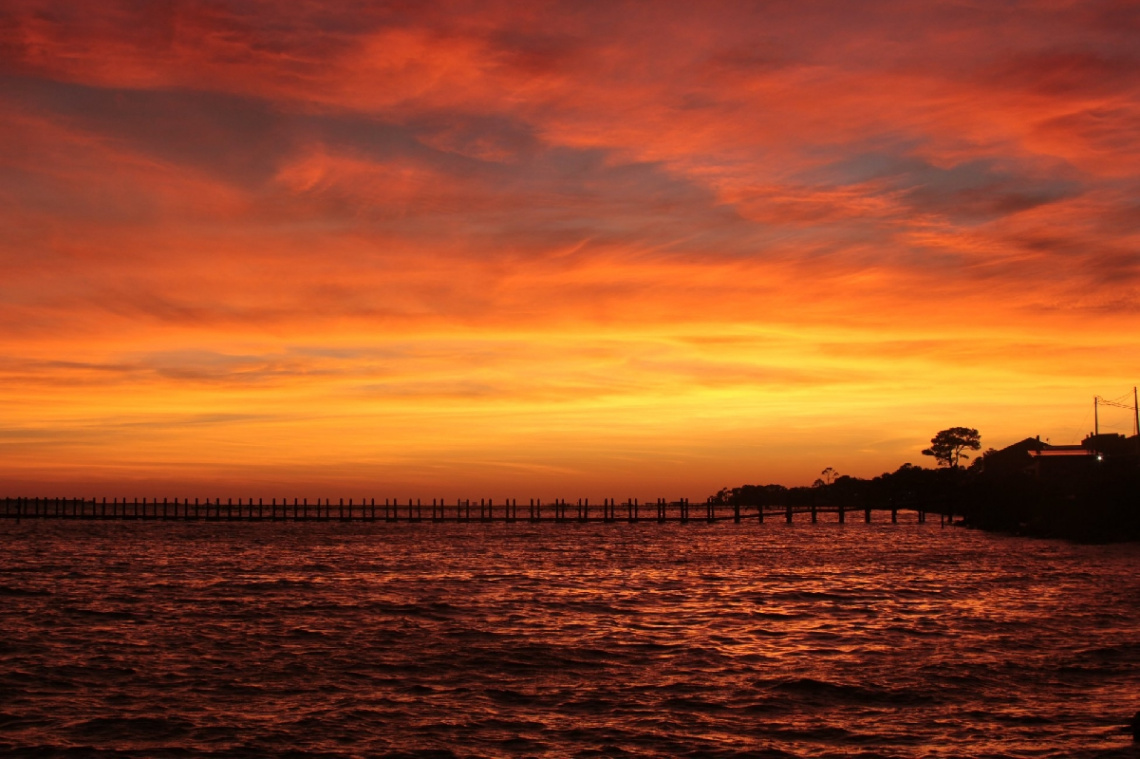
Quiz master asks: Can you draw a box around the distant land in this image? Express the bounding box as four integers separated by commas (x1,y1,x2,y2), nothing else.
711,428,1140,542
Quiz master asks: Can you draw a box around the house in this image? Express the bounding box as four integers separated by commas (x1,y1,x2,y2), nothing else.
983,431,1139,479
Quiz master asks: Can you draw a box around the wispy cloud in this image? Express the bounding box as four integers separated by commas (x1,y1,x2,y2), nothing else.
2,1,1138,494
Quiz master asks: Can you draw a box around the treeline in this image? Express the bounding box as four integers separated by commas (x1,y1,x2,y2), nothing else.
711,456,1140,543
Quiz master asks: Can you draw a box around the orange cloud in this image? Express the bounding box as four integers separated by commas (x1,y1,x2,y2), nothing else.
1,1,1138,498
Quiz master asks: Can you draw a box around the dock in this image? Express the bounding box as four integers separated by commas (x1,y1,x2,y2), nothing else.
0,497,945,524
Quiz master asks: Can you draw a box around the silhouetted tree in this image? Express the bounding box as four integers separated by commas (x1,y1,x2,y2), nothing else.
968,447,998,472
922,427,981,469
812,467,838,488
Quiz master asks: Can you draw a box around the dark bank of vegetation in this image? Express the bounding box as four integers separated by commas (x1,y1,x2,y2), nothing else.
710,427,1140,543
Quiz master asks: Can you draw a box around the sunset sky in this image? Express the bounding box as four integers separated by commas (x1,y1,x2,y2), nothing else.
2,1,1139,499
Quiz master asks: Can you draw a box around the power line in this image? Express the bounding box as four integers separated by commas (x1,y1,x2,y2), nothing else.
1093,387,1139,437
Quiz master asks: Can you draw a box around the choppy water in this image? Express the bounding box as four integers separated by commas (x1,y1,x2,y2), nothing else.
1,519,1138,758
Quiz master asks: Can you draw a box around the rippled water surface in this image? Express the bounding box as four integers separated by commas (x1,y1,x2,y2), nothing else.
1,520,1138,758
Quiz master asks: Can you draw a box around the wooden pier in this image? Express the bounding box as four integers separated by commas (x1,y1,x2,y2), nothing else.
0,497,946,524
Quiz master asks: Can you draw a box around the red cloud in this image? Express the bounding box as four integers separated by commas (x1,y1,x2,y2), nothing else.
2,1,1138,494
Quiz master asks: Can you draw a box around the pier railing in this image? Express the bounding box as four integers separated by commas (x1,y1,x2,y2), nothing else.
0,497,943,524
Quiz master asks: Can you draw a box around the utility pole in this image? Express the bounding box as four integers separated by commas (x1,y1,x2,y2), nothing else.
1133,388,1139,454
1094,396,1099,436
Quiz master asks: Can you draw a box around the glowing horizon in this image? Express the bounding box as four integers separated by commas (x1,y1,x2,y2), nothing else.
2,1,1139,499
